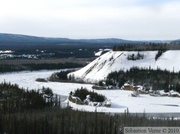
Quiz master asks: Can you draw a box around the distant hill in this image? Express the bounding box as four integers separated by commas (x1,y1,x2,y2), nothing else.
0,33,70,45
0,33,179,48
0,33,161,46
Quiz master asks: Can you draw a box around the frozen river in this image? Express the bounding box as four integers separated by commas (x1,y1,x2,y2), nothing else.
0,70,180,117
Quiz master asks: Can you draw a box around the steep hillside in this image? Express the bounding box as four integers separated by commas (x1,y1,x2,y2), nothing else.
68,50,180,83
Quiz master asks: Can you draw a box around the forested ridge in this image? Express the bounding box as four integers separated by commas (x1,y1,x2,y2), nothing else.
112,43,180,51
1,107,180,134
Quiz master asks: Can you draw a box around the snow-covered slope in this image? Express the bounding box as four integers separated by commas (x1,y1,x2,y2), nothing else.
69,50,180,83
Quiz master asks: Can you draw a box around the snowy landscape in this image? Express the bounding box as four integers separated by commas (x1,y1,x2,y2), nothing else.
69,50,180,82
1,0,180,132
1,50,180,116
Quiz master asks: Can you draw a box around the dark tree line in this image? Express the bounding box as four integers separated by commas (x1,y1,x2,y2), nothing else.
0,108,180,134
155,49,166,61
0,62,83,73
113,43,169,51
0,82,61,113
106,67,180,92
48,70,74,82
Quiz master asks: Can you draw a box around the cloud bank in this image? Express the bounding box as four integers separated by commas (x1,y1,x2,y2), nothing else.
0,0,179,40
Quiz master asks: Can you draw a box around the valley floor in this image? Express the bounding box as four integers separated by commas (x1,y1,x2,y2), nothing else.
0,70,180,115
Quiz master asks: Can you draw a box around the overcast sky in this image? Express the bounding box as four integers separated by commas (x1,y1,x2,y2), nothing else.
0,0,180,40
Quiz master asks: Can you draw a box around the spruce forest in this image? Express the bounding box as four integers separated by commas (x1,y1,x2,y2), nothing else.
106,67,180,92
0,82,180,134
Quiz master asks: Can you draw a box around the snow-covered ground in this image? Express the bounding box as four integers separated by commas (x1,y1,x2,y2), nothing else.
69,50,180,83
0,70,180,114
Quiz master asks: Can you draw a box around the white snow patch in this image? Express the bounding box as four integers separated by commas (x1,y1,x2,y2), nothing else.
0,50,14,53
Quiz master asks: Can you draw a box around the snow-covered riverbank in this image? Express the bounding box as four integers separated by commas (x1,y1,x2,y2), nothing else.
0,70,180,114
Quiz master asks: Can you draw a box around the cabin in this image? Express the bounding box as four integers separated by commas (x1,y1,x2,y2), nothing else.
121,83,135,91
